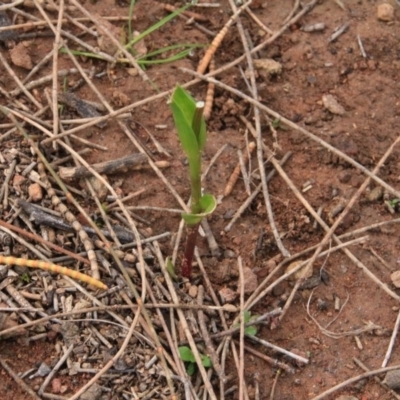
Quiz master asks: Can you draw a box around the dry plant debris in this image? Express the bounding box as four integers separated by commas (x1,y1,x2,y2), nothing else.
0,0,400,399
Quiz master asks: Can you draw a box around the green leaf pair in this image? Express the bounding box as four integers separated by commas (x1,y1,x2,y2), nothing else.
178,346,212,376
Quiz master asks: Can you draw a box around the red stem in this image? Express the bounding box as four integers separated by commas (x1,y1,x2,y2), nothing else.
181,224,200,278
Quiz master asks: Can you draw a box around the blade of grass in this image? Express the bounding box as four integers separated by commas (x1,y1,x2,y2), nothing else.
138,50,196,65
138,43,204,59
125,4,191,49
128,0,136,40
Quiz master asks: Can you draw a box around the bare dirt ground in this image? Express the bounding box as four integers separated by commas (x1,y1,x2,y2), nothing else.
1,0,400,399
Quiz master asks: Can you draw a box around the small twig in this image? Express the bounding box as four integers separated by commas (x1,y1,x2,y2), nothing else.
12,69,88,97
180,309,282,345
0,218,90,265
368,246,393,272
58,153,146,180
282,0,300,25
247,334,308,364
223,142,255,197
353,358,400,400
307,291,379,339
244,235,369,313
224,151,292,232
328,22,350,42
269,370,281,400
0,51,43,109
38,344,74,396
0,158,16,204
238,257,245,400
201,218,220,257
158,252,218,399
310,365,400,400
382,308,400,367
234,341,294,374
245,7,273,36
197,285,227,383
238,148,251,196
357,34,367,58
0,357,42,400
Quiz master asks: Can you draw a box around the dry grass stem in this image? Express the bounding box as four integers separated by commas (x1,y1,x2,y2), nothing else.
353,358,400,400
310,365,400,400
382,308,400,367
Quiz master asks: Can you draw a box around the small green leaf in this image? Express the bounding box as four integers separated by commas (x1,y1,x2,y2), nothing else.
20,272,31,284
165,257,178,281
233,310,258,337
178,346,196,363
244,325,257,336
243,310,251,323
187,362,196,376
272,118,281,129
200,354,212,368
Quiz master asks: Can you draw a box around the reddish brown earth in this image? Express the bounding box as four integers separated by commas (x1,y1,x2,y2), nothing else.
1,0,400,399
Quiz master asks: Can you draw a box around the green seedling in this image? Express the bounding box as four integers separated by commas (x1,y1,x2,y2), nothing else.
62,44,203,66
170,86,216,278
388,198,400,211
61,5,200,67
178,346,212,376
20,272,31,284
127,0,136,42
234,310,259,337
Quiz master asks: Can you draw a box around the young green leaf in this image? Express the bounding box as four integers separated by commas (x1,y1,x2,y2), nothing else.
171,86,206,152
178,346,196,363
170,91,199,162
165,257,177,281
244,325,258,336
187,362,196,375
200,354,212,368
234,310,258,337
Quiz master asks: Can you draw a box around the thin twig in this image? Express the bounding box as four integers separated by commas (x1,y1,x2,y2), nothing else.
238,257,245,400
0,357,42,400
310,365,400,400
197,285,227,382
382,308,400,367
224,151,292,232
353,358,400,400
38,344,74,396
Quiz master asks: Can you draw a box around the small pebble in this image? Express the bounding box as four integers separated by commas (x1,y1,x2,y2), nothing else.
253,58,282,75
28,183,43,201
383,369,400,389
322,94,345,115
377,3,394,22
390,271,400,288
188,285,198,298
241,267,258,293
286,261,313,280
366,186,383,202
51,378,62,394
223,249,236,258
